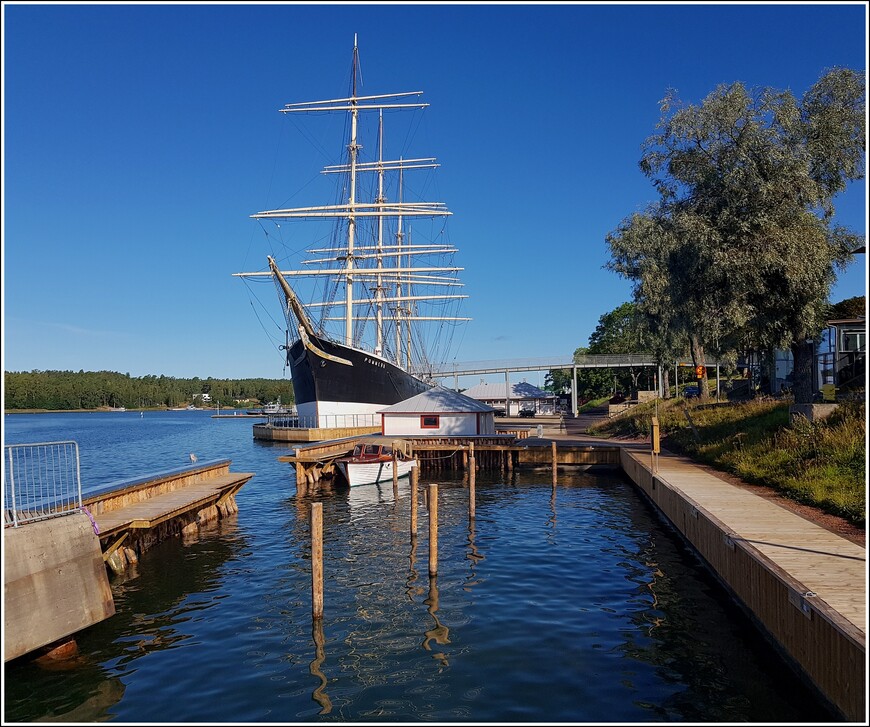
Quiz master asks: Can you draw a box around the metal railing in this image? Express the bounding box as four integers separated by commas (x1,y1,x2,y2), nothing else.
263,413,381,430
425,353,663,378
4,441,83,527
817,350,866,390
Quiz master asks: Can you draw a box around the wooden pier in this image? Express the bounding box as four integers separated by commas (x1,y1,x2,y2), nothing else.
253,420,531,444
278,434,621,488
84,458,254,574
4,457,253,662
618,444,865,722
279,419,865,721
277,437,365,487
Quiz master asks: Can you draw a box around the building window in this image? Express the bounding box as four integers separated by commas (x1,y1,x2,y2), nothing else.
421,415,440,429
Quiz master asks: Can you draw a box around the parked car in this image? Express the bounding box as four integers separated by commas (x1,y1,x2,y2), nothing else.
519,407,536,418
684,385,700,398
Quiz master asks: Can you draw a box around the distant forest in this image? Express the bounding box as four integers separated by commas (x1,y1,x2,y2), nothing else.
4,370,294,411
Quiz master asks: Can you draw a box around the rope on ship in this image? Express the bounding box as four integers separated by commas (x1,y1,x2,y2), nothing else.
413,449,465,461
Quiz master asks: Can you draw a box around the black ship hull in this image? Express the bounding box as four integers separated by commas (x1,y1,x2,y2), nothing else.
288,333,432,420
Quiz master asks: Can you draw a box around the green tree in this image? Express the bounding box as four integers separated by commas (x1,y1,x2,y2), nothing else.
609,68,865,403
3,371,295,411
606,210,714,397
546,303,660,405
830,295,866,320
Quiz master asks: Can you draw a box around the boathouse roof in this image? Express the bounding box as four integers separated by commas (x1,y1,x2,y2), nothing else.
378,386,495,414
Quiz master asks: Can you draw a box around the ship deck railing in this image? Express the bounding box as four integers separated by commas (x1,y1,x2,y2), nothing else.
265,413,380,429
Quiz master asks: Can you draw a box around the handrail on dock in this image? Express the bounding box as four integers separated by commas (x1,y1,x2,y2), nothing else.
4,441,82,528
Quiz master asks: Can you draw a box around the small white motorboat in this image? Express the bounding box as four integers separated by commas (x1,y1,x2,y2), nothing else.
336,439,417,487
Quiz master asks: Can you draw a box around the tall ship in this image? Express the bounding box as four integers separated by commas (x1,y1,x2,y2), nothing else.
234,39,470,426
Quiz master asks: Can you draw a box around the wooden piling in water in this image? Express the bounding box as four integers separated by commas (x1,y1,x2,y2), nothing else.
428,484,438,577
410,465,419,538
311,502,323,620
551,441,558,486
469,455,476,520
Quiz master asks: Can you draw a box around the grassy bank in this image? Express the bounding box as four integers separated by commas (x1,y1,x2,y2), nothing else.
588,397,866,528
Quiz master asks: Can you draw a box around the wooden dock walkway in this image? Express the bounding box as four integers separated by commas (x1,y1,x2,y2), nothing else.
488,413,865,720
618,444,865,722
4,457,253,662
642,450,864,628
93,473,250,535
84,459,254,573
271,412,865,718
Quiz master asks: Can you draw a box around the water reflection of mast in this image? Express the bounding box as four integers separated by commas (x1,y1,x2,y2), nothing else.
309,619,333,714
422,576,450,666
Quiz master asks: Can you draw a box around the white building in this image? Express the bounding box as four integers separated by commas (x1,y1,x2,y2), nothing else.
462,380,557,416
379,386,496,437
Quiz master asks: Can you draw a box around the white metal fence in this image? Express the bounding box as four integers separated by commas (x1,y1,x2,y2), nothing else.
266,413,380,430
4,441,83,527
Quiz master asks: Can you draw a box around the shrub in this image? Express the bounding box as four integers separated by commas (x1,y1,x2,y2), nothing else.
589,396,865,527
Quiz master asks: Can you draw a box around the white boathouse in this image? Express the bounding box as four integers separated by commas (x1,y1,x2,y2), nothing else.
379,386,496,437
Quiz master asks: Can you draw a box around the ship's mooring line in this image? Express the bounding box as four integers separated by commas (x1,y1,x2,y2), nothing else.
413,449,464,461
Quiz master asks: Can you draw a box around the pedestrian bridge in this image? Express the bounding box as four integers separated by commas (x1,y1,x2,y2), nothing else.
428,353,660,378
423,354,667,413
422,354,728,414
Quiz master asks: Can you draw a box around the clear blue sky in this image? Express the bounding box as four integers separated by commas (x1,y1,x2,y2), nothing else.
3,2,867,385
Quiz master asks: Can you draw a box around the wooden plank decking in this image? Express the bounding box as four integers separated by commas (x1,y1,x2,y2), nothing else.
82,460,254,574
624,447,865,635
618,444,866,721
93,473,252,536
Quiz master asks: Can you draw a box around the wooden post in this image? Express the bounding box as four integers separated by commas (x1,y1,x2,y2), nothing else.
410,465,419,538
469,455,476,520
428,484,438,577
392,448,399,490
651,416,660,473
551,440,558,486
311,502,323,620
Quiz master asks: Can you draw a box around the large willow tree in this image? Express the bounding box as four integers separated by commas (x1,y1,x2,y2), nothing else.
607,68,865,403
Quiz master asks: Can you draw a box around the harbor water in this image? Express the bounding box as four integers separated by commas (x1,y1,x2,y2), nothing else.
3,411,835,722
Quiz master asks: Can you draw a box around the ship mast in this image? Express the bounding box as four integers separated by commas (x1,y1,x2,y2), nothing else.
375,111,385,357
395,161,405,367
234,37,471,372
344,36,360,346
